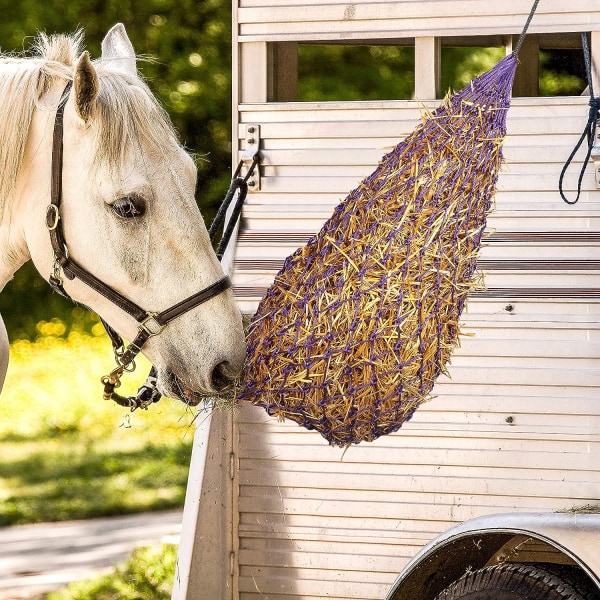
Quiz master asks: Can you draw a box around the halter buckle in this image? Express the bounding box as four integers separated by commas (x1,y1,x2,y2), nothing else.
46,205,60,230
139,313,165,337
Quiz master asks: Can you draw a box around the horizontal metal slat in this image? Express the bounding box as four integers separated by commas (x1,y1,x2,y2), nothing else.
234,258,600,272
237,230,600,245
234,284,600,300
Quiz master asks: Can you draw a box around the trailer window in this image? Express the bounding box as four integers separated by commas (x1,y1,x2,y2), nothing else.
440,35,587,97
285,34,589,103
539,47,587,96
297,44,415,102
440,46,506,94
444,34,588,97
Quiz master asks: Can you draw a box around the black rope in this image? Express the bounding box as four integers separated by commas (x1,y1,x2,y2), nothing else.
216,180,248,260
208,152,260,257
513,0,541,57
559,33,600,205
208,177,244,243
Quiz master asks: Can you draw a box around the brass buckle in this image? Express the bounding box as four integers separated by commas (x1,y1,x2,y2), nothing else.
46,205,60,230
101,366,124,400
139,313,165,337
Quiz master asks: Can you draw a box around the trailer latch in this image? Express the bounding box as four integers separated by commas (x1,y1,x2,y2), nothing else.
241,124,261,191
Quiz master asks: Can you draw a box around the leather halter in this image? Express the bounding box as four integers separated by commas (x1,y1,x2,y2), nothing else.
46,82,232,406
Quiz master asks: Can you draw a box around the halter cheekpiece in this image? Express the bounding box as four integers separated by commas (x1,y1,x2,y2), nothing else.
46,81,234,409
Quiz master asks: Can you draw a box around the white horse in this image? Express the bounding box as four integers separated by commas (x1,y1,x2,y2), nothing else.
0,24,246,402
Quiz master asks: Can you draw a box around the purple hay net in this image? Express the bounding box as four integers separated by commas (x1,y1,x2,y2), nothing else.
238,54,518,446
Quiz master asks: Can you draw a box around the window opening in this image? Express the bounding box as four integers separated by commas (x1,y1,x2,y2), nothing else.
539,47,586,96
440,46,505,94
286,33,589,103
297,43,415,102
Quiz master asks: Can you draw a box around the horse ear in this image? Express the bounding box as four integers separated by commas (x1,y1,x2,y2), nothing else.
101,23,136,78
73,51,99,123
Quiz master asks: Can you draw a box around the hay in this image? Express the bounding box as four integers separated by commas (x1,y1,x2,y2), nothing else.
237,54,518,446
561,504,600,514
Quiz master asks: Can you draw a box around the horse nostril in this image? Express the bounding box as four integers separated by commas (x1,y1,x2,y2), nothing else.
211,361,234,392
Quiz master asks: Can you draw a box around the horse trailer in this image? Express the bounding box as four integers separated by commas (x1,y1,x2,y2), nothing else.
173,1,600,598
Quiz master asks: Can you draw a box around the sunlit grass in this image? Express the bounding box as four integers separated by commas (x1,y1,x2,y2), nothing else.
0,329,199,525
46,543,177,600
1,327,198,441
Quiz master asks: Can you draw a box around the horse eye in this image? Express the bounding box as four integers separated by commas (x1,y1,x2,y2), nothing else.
113,195,145,219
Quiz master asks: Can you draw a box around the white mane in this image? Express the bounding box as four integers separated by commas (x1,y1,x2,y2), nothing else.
0,31,183,214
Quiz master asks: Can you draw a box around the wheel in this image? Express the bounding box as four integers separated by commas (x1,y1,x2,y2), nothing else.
434,563,600,600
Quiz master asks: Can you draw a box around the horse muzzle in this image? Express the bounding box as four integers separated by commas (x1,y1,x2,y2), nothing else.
162,365,241,407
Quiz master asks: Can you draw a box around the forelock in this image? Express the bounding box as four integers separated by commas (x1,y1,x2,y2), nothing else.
92,68,183,173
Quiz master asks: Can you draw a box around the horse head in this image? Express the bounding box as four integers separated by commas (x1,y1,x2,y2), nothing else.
5,25,246,403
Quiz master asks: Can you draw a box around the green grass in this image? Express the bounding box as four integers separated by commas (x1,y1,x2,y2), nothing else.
45,543,178,600
0,328,199,525
0,329,203,597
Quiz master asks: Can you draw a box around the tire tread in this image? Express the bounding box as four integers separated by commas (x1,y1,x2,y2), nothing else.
435,563,600,600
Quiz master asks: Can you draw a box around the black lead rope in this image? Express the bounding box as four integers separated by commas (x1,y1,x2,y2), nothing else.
103,152,260,410
559,32,600,205
511,2,600,206
209,152,260,260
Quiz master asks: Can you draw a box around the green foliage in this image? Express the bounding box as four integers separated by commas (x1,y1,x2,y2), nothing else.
441,47,506,94
0,0,232,212
539,49,586,96
46,543,177,600
0,333,196,525
0,439,192,526
0,263,99,341
298,44,415,101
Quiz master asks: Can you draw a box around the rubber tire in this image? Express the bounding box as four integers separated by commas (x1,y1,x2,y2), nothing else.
434,563,599,600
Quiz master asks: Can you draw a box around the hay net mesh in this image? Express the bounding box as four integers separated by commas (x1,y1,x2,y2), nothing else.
237,53,518,446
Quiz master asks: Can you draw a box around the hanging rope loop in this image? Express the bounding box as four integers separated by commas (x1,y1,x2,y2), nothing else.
513,0,541,57
559,32,600,205
208,152,261,260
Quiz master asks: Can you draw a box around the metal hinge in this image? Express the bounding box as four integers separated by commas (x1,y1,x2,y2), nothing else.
229,451,236,480
241,124,260,191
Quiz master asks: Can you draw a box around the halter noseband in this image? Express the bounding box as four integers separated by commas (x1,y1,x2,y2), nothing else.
47,81,232,408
